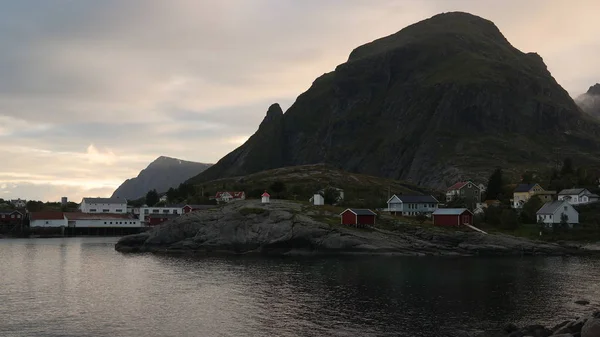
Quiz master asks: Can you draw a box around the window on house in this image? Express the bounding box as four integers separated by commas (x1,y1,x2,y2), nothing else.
102,209,109,213
564,206,567,211
116,209,123,213
163,210,169,214
90,209,97,212
153,210,159,213
144,209,149,214
104,222,107,224
173,210,178,214
45,221,49,224
110,222,113,224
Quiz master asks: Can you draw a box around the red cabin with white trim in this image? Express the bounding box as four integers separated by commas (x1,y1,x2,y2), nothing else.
340,209,376,226
432,208,473,226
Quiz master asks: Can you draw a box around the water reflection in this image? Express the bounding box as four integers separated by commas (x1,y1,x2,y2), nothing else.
0,238,599,337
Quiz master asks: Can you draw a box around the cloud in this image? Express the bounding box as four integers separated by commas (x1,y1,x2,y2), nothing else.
0,0,598,201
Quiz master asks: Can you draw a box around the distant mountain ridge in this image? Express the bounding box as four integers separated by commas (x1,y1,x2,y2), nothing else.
187,11,600,189
112,156,212,200
576,83,600,118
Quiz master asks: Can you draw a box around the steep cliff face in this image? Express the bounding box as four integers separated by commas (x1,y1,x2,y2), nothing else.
112,156,212,200
189,12,600,189
576,83,600,118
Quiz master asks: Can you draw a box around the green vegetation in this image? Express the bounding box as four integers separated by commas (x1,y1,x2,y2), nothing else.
145,189,159,207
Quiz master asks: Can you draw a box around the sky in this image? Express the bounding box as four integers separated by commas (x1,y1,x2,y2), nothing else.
0,0,598,202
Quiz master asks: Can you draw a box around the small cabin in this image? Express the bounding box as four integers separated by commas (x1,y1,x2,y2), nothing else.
432,208,473,226
313,194,324,206
261,191,270,204
340,208,376,226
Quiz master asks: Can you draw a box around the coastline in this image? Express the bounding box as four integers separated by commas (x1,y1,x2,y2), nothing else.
114,200,599,257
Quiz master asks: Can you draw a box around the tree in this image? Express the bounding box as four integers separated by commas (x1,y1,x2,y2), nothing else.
500,209,520,230
485,168,504,201
521,171,536,184
561,158,574,176
166,188,177,202
520,196,544,224
559,213,569,231
270,181,286,197
145,189,159,206
323,188,341,205
26,200,44,212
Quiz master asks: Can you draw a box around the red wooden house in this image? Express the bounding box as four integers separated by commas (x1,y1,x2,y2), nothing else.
0,210,23,225
146,214,179,226
432,208,473,226
340,209,376,226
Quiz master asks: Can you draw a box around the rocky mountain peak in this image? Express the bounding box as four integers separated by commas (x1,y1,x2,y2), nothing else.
587,83,600,96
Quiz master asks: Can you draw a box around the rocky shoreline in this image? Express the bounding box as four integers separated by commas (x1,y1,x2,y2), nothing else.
456,310,600,337
115,200,598,257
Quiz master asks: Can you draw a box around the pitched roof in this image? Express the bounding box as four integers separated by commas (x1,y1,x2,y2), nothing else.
558,188,588,196
447,182,469,191
82,197,127,204
261,192,270,197
432,208,472,216
514,184,540,193
537,201,570,215
341,208,376,216
0,210,22,215
390,195,439,203
65,213,134,220
215,191,245,198
30,212,65,220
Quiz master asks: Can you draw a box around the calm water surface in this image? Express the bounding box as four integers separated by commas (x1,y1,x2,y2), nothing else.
0,237,599,337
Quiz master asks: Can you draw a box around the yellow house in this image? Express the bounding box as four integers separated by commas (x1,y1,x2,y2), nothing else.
512,184,555,208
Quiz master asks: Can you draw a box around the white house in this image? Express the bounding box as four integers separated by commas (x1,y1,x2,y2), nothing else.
214,192,246,203
313,194,324,206
65,213,141,228
29,212,67,227
386,195,439,216
10,199,26,208
261,191,270,204
159,194,168,203
80,197,127,213
557,188,600,205
536,200,579,227
139,206,183,218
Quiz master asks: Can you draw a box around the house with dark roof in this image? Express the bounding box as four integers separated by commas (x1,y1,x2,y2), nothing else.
0,210,23,225
80,197,127,214
386,195,439,216
537,200,579,227
445,181,484,208
512,184,555,209
557,188,600,205
340,209,376,226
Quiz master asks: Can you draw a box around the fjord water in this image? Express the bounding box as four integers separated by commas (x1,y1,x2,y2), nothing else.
1,238,598,337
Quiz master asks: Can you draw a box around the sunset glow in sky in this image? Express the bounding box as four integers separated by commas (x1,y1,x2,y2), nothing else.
1,0,598,201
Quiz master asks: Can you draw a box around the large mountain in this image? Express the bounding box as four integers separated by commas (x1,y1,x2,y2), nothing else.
188,12,600,189
112,156,212,200
576,83,600,118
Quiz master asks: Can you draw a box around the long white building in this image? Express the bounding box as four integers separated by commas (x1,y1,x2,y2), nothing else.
80,197,127,213
29,212,141,228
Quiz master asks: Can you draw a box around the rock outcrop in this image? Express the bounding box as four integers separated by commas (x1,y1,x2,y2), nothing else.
187,12,600,190
116,200,589,256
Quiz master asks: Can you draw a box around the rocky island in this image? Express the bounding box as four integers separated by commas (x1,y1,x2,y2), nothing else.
115,200,596,256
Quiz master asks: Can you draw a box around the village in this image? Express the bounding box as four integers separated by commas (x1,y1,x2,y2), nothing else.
1,168,598,240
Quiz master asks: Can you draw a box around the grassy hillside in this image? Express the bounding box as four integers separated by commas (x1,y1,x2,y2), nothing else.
192,164,439,208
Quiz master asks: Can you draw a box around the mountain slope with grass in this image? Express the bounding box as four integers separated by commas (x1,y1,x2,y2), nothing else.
188,12,600,189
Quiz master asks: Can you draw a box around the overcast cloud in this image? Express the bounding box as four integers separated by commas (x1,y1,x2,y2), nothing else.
0,0,598,201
